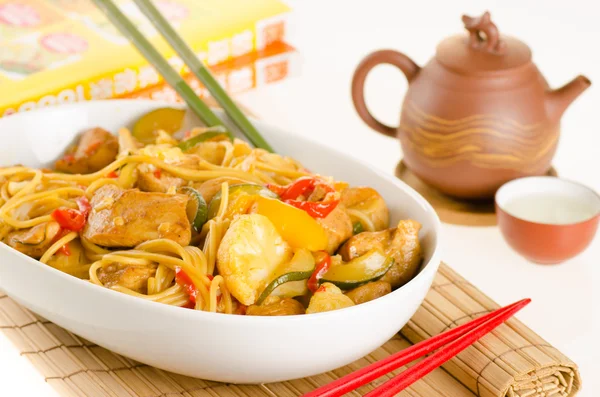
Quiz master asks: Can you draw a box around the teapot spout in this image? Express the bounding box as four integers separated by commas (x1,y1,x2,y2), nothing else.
546,75,591,121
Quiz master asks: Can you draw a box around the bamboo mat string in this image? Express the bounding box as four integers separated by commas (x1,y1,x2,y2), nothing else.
0,263,580,397
400,264,581,397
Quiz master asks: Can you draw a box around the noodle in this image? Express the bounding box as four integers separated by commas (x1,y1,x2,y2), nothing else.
0,122,393,316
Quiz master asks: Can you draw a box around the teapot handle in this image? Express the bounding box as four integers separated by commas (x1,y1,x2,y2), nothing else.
352,50,420,137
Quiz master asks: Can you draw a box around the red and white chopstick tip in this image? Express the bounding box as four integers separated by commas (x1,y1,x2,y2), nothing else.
304,298,531,397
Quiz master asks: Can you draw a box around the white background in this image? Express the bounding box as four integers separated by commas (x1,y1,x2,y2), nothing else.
1,0,599,396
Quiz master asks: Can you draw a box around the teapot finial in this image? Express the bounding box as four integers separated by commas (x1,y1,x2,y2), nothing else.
462,11,506,54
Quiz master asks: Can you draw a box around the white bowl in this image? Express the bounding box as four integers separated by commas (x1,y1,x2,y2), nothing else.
0,100,441,383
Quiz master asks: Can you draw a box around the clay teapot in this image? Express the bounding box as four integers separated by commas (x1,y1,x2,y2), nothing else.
352,11,591,199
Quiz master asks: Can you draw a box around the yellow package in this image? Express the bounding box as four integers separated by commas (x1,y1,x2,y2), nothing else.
0,0,290,116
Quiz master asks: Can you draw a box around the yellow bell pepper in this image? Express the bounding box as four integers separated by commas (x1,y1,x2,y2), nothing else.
253,196,328,251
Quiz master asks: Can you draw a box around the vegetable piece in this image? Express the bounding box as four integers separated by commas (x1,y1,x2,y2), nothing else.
353,221,364,235
208,184,277,219
345,281,392,305
280,177,319,200
319,249,394,290
58,243,71,256
178,187,207,231
341,186,390,231
339,219,423,288
52,229,72,257
286,199,339,218
216,214,293,305
76,196,92,218
177,126,230,151
269,177,340,218
132,108,186,144
175,266,198,305
256,248,315,305
51,208,86,232
253,196,328,251
246,297,305,316
307,251,331,293
306,282,355,314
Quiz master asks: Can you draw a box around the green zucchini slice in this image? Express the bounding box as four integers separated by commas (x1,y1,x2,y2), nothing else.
177,126,230,151
320,249,394,290
352,221,364,235
179,187,208,231
256,249,315,305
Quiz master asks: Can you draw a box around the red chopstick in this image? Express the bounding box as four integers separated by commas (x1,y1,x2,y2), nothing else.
366,298,530,397
304,298,530,397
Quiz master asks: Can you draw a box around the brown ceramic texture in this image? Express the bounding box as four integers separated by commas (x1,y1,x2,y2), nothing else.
395,160,557,226
496,206,599,264
352,11,591,199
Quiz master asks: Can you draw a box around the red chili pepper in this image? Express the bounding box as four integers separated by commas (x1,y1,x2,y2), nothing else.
61,154,75,164
51,208,86,231
308,251,331,293
106,171,118,178
280,177,316,200
153,168,162,179
181,301,195,309
269,177,339,218
175,267,198,305
206,274,214,281
76,196,91,218
51,229,72,256
286,199,339,218
235,304,247,315
58,243,71,256
266,183,287,196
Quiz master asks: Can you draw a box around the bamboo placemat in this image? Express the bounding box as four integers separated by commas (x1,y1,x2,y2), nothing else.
0,263,580,397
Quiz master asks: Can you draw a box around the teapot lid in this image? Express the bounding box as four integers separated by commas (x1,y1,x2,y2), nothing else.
436,12,532,76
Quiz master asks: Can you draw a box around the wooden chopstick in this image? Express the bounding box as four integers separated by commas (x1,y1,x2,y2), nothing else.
304,298,531,397
132,0,274,153
90,0,273,151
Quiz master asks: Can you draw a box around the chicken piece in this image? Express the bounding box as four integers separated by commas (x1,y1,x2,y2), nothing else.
135,145,202,193
186,141,227,165
246,296,305,316
338,219,422,288
0,220,13,240
217,214,292,305
341,187,389,231
316,204,353,254
83,184,191,247
55,128,118,174
306,282,355,314
345,281,391,305
4,221,61,259
97,262,157,294
136,168,185,193
194,177,250,203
